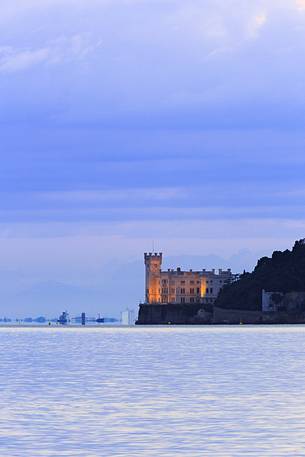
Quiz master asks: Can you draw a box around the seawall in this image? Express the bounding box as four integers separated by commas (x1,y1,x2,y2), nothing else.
136,303,212,325
136,304,305,325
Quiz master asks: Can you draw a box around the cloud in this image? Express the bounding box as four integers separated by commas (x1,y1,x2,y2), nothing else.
41,188,186,204
0,46,49,73
0,0,304,315
170,2,269,46
248,12,267,38
296,0,305,10
0,0,303,123
0,35,102,73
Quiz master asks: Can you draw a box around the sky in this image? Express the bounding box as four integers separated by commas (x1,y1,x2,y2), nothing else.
1,0,305,317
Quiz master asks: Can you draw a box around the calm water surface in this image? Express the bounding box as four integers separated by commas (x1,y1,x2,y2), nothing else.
0,326,305,456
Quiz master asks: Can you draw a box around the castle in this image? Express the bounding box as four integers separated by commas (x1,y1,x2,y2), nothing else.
144,252,234,306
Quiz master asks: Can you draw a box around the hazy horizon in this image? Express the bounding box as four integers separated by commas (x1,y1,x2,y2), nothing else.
1,0,305,316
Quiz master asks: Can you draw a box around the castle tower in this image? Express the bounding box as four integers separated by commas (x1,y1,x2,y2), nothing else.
144,253,162,304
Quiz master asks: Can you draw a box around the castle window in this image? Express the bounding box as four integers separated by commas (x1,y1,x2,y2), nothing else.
196,287,200,294
162,279,167,285
181,288,185,294
190,288,195,295
190,280,194,285
181,297,185,303
190,297,195,303
210,288,213,294
180,280,185,285
206,288,209,294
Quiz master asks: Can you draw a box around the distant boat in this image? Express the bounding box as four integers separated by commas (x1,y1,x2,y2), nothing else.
96,314,104,324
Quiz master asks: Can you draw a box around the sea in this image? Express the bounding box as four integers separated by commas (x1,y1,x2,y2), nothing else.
1,325,305,456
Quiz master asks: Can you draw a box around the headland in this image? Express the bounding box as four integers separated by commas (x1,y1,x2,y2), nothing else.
137,239,305,325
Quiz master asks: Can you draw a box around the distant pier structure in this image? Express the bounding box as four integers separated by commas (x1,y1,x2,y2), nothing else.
144,252,235,306
58,311,70,325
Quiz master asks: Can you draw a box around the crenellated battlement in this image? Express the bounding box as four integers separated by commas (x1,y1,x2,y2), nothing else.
144,252,162,304
144,252,163,261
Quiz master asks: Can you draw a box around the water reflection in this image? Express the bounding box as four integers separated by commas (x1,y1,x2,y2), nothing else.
0,326,304,456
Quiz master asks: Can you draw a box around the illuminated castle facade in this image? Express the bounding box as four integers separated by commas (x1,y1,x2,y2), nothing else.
144,252,234,305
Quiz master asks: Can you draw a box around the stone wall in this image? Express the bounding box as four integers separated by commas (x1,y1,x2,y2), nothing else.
213,307,263,324
136,303,212,325
137,303,305,325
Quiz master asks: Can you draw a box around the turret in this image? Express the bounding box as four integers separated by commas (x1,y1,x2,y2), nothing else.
144,253,162,303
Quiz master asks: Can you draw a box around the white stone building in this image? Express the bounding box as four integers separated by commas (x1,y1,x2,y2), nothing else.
121,308,135,325
144,252,236,305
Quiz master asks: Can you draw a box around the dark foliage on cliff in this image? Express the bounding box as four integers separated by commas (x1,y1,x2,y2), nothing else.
215,240,305,311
